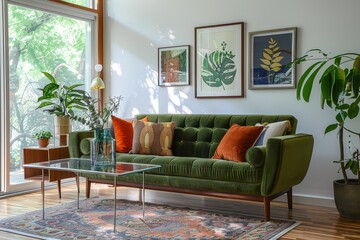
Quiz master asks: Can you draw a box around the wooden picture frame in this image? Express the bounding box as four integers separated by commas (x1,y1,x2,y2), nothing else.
158,45,190,86
249,27,297,89
195,22,245,98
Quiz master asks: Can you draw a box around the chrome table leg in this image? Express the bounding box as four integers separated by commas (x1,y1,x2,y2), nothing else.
76,173,80,209
142,172,145,219
42,169,45,220
113,175,117,233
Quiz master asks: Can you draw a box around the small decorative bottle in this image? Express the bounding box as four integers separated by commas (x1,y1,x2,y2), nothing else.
102,128,116,166
90,128,103,166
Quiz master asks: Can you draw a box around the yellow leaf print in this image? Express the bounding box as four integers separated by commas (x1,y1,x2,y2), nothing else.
270,63,282,68
264,48,273,54
261,64,270,71
272,56,284,63
260,37,284,77
260,58,271,65
273,52,281,58
263,52,272,60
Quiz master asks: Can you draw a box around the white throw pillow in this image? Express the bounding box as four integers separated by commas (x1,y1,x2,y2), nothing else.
255,120,290,145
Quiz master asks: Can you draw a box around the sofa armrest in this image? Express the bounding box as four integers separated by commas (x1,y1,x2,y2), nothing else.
68,130,94,158
261,133,314,196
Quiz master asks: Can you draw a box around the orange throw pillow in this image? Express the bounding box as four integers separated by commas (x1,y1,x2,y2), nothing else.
111,116,133,153
212,124,264,162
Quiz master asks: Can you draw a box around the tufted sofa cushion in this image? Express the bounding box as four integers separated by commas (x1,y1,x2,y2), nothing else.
135,114,297,159
117,154,263,183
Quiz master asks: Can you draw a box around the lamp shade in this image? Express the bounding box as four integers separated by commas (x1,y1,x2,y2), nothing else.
90,76,105,90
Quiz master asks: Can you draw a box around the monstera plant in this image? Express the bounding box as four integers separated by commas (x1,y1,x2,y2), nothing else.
201,41,237,90
291,49,360,219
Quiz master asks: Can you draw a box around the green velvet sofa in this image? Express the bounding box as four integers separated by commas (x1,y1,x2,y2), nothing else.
69,114,314,221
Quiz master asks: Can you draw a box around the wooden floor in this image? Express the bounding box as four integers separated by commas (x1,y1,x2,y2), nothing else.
0,180,359,240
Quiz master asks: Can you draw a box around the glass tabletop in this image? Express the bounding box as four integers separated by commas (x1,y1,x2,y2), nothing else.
23,158,161,176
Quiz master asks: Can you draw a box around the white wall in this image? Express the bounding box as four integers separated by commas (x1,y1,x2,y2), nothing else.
104,0,360,205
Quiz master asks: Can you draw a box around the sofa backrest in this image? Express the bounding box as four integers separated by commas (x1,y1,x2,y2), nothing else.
135,114,297,159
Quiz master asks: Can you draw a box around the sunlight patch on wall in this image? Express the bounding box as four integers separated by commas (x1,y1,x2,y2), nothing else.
182,105,192,114
145,66,159,113
131,108,139,117
167,88,180,106
111,61,122,76
166,88,191,114
168,29,175,40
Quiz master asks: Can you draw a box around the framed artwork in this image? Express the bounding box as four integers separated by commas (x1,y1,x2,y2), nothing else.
195,22,244,98
158,45,190,86
249,27,297,89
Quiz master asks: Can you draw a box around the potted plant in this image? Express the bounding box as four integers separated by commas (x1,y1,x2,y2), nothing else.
71,95,122,166
36,72,88,135
71,95,122,130
33,130,53,147
291,49,360,219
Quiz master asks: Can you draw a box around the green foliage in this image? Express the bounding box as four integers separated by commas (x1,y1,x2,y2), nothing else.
291,49,360,183
36,72,88,117
32,130,53,140
201,41,237,90
72,96,123,130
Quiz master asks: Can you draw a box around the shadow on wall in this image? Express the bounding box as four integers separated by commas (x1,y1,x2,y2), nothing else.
107,20,193,117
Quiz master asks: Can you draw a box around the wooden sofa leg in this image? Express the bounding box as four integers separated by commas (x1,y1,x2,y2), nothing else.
287,188,293,209
264,197,270,221
86,178,91,198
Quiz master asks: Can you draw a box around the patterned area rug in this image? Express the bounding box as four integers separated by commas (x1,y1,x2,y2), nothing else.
0,198,299,239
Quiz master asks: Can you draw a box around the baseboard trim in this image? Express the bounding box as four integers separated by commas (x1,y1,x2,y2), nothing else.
275,194,335,208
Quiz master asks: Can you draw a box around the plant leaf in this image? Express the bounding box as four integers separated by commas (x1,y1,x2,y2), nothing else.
325,123,338,134
336,104,350,110
332,67,346,105
67,83,84,91
335,57,341,67
36,101,54,109
303,61,327,102
352,55,360,98
42,72,57,84
348,102,359,119
296,61,324,100
320,70,333,104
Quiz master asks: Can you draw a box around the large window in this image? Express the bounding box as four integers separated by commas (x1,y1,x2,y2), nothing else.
1,0,100,193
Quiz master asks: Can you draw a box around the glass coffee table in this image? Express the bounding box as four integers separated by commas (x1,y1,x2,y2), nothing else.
23,158,161,232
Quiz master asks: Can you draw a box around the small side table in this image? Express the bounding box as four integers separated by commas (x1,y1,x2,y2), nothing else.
23,146,75,198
